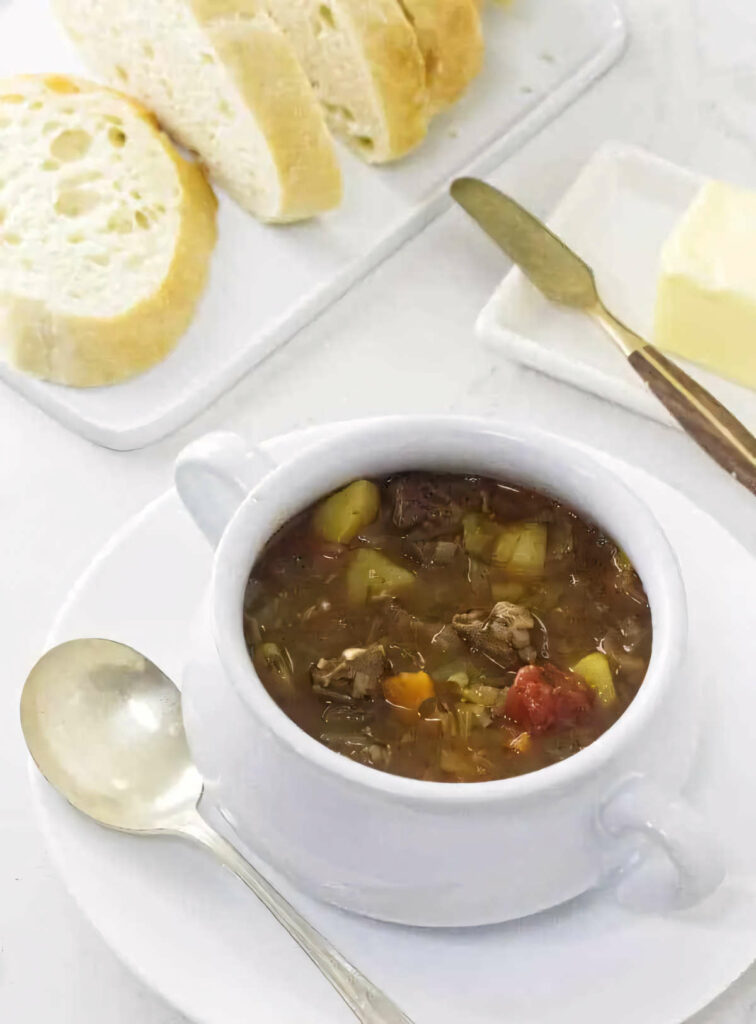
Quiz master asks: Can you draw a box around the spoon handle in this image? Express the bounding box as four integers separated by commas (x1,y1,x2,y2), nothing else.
180,814,415,1024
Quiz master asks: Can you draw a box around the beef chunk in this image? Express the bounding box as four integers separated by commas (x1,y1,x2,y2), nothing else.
311,644,388,700
389,475,466,538
453,601,537,669
430,623,465,656
401,538,460,567
383,602,464,657
383,602,434,645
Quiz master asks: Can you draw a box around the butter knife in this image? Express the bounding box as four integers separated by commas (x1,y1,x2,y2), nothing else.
451,177,756,498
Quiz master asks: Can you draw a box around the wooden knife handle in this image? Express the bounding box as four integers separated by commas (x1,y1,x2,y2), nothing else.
628,345,756,497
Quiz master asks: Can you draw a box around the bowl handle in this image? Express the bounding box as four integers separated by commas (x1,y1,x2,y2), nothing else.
599,774,724,912
175,432,277,546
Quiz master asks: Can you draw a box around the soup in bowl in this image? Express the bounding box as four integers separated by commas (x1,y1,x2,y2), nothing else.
176,417,722,926
245,472,652,784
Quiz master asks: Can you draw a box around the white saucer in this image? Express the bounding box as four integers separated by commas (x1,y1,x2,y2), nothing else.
33,424,756,1024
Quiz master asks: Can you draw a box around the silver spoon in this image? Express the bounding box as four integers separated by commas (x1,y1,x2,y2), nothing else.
20,638,413,1024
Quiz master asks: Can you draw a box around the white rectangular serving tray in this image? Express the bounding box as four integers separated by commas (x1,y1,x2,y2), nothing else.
478,141,756,434
0,0,625,449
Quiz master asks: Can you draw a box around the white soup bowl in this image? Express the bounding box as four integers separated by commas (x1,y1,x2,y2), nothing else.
176,417,723,927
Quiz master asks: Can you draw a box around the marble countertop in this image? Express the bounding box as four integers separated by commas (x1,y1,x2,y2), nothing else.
2,0,756,1020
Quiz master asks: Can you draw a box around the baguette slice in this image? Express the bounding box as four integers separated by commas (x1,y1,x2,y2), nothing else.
0,74,217,387
53,0,342,221
400,0,484,112
262,0,429,163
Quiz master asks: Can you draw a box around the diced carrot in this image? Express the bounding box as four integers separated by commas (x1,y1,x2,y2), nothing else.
383,671,435,712
509,731,532,755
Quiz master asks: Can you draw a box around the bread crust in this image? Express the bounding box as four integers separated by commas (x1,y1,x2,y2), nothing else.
202,14,343,221
354,0,429,160
400,0,484,112
262,0,429,163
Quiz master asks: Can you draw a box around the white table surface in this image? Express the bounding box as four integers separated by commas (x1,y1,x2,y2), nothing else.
3,1,756,1021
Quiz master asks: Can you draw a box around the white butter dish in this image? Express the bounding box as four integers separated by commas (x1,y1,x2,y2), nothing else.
477,142,756,433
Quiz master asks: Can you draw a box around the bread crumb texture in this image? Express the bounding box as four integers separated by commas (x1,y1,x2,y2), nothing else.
0,75,217,387
54,0,342,219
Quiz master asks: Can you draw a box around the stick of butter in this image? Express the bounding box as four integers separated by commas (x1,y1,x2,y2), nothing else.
654,180,756,391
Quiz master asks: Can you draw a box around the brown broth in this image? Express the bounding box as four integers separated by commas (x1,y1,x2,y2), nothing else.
243,473,652,783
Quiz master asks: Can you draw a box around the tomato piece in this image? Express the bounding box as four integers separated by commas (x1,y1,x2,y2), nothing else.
552,682,593,722
502,664,592,734
541,664,593,721
503,666,556,733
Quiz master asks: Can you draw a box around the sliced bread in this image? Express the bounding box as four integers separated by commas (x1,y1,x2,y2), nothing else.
400,0,484,112
261,0,429,163
0,74,217,387
53,0,343,221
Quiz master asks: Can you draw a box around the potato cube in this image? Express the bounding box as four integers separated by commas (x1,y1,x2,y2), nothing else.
572,652,617,707
312,480,380,544
346,548,416,604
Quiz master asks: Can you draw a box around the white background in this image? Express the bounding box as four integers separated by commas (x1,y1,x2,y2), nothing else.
3,0,756,1021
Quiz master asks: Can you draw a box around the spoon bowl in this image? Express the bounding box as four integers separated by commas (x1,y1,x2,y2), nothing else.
21,638,201,832
20,637,413,1024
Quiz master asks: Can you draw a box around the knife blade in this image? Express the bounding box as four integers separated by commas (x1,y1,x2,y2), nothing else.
451,177,600,309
